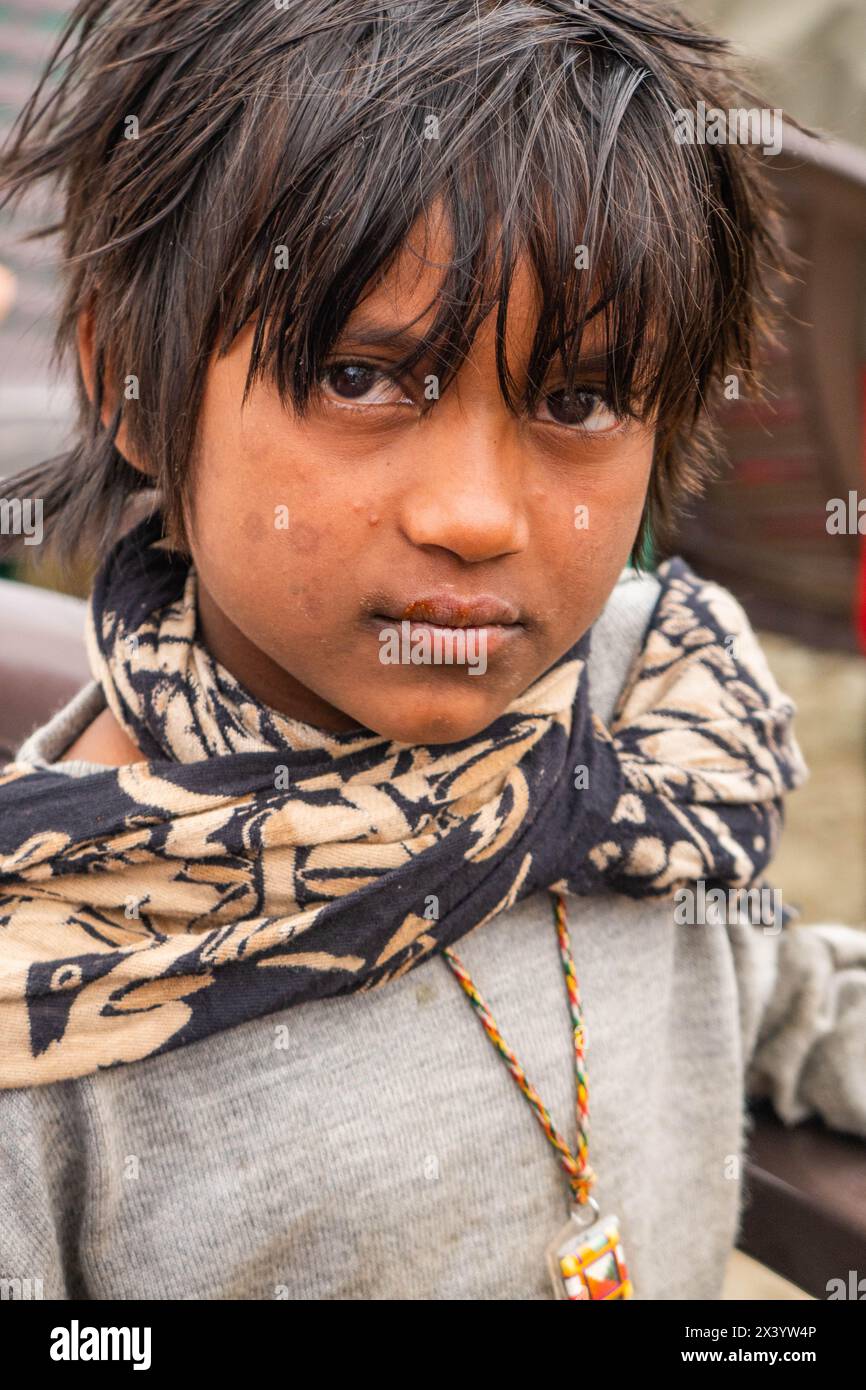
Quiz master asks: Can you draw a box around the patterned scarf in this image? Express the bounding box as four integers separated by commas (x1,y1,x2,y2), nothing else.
0,510,807,1088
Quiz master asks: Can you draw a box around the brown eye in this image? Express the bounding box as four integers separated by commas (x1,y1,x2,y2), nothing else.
320,361,411,406
538,388,621,433
327,363,379,398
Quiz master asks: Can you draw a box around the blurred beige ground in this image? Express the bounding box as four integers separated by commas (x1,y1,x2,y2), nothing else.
723,1250,813,1300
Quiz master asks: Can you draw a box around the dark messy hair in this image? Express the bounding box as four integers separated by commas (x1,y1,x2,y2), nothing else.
1,0,797,572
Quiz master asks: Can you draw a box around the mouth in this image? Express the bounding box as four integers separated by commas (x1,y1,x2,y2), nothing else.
365,590,525,664
375,590,522,628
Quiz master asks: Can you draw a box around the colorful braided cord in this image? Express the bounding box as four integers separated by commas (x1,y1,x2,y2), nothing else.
443,890,596,1206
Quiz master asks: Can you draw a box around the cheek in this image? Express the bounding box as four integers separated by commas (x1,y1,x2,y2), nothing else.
187,407,381,633
589,435,653,538
537,441,652,623
192,383,310,546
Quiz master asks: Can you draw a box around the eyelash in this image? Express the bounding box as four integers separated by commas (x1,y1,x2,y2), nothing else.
318,360,628,437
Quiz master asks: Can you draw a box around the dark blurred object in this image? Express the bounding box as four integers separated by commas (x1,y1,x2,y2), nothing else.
0,577,90,759
739,1100,866,1299
674,126,866,655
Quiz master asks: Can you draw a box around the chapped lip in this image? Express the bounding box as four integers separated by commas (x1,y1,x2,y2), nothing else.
376,591,522,628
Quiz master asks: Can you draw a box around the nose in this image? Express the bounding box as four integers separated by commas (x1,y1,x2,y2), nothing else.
398,414,530,564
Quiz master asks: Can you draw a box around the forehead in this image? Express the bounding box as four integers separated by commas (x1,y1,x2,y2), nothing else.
340,197,609,370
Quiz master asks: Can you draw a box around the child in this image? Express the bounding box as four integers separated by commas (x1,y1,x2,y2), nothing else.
1,0,864,1301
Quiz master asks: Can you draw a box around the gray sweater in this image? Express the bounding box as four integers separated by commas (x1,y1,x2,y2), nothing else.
2,571,865,1301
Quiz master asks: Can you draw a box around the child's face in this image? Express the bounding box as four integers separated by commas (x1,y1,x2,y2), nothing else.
183,213,655,744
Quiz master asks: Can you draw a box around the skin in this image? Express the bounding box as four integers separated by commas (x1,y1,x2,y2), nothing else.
65,208,655,764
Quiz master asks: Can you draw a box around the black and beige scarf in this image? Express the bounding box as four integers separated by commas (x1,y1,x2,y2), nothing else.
0,510,807,1087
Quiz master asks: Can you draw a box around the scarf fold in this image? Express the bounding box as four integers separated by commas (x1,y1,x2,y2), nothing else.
0,509,808,1087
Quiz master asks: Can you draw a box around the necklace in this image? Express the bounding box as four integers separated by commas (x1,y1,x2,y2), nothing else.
443,890,634,1300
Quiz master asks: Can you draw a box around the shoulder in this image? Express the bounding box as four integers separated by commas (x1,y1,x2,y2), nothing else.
16,677,145,770
588,567,662,723
595,566,662,641
58,706,143,767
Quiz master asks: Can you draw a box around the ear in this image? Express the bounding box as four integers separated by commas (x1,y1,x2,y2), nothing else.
76,308,155,478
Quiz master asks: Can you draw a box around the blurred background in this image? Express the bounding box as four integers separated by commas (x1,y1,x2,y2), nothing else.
671,0,866,934
1,0,865,1302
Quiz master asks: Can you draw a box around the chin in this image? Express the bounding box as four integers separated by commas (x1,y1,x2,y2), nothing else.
366,688,508,746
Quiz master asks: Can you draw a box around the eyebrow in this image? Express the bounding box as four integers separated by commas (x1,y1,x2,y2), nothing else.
334,315,435,356
333,314,613,376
